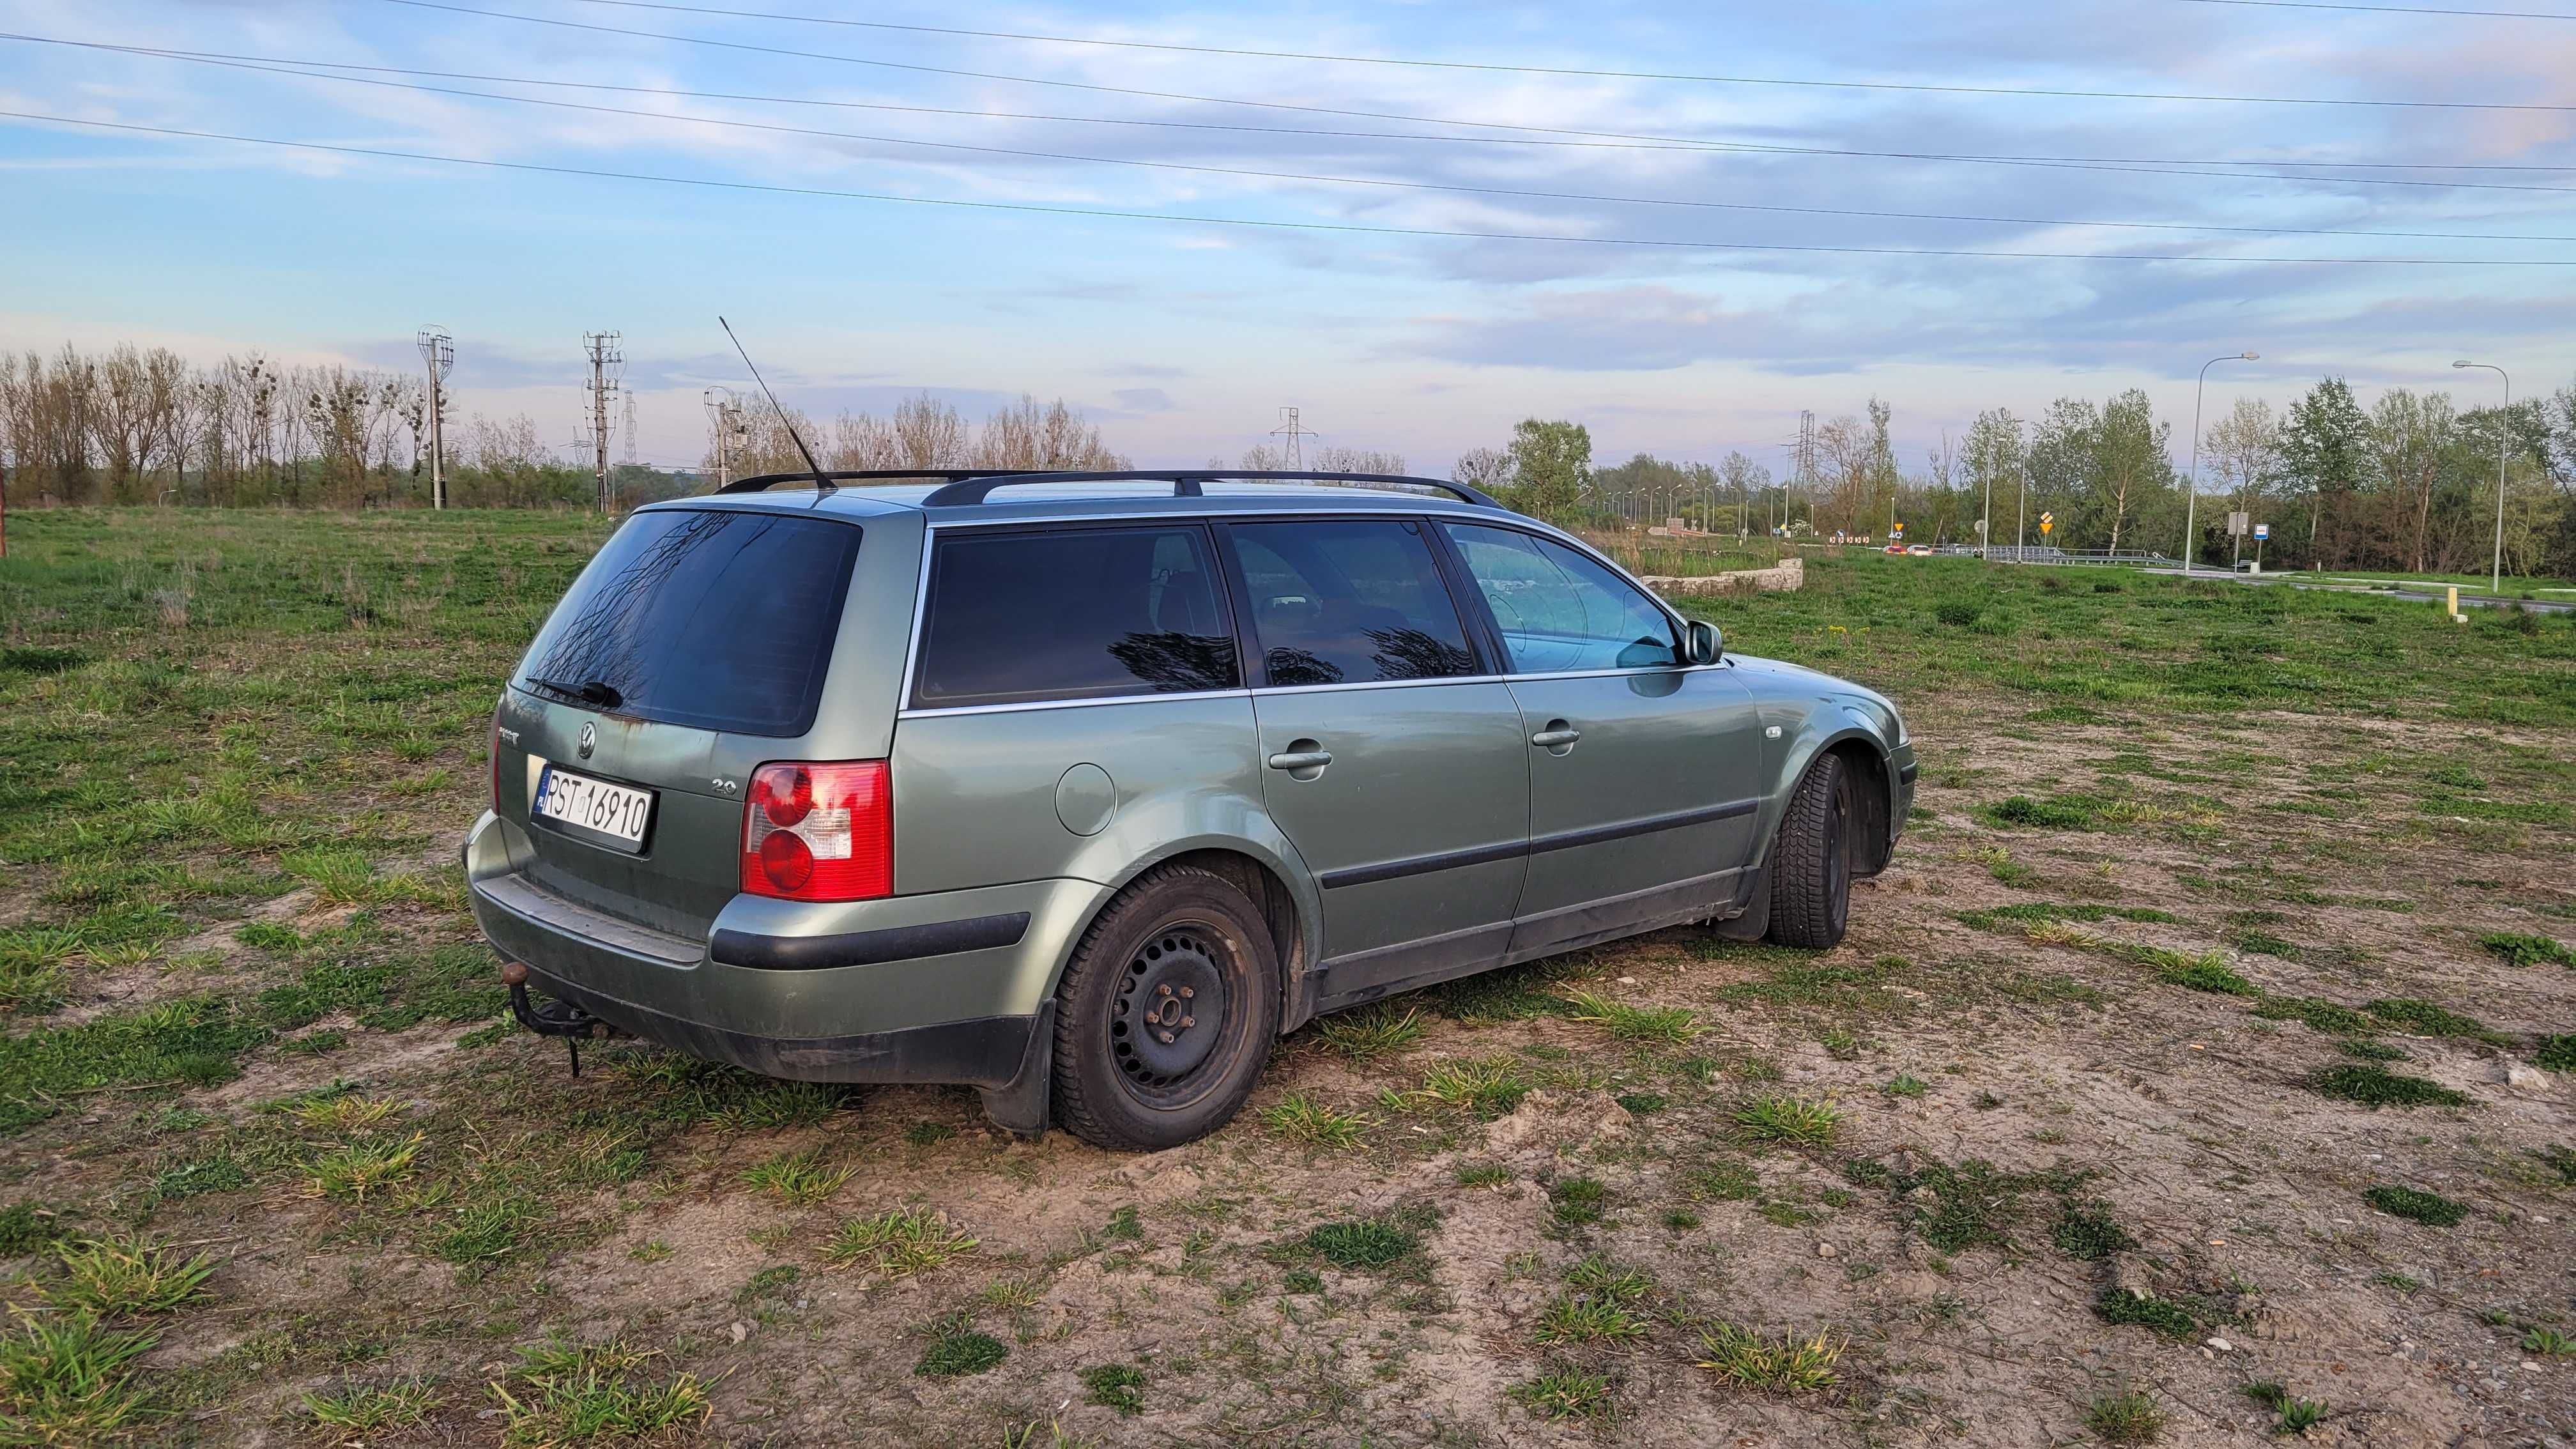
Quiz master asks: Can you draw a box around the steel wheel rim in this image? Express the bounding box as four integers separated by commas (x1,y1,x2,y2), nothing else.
1108,921,1234,1104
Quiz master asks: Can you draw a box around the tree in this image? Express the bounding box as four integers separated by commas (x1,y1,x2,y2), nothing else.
2084,389,2175,555
2276,378,2372,567
2366,388,2457,574
1717,450,1768,535
1961,407,2025,551
1452,447,1511,496
1505,419,1591,521
2201,396,2278,564
1314,445,1406,474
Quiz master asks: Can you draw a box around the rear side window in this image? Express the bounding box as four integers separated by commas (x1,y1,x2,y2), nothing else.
1443,523,1679,673
517,509,860,737
913,525,1238,708
1227,519,1479,687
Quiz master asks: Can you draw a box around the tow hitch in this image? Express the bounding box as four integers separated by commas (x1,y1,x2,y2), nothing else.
500,960,620,1076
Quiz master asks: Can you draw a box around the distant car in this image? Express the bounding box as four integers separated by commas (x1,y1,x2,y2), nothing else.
1906,544,1933,557
1883,544,1906,555
464,470,1915,1149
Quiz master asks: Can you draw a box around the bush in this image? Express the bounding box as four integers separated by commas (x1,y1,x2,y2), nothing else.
1934,597,1986,628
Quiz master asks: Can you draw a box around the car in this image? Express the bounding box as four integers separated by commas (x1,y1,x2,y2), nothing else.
1906,544,1933,557
463,470,1916,1149
1883,544,1906,555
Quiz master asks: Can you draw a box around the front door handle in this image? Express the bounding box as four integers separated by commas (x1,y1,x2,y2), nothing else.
1530,721,1581,752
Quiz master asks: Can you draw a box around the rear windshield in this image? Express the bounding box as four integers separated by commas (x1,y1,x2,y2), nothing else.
516,509,860,737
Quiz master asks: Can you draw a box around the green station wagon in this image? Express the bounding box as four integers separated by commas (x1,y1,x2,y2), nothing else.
464,471,1914,1149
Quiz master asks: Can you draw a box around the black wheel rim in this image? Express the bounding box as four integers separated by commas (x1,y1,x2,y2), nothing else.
1110,923,1233,1103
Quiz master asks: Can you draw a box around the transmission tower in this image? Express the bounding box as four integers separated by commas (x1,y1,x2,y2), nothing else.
1271,406,1319,468
622,392,639,468
702,387,749,490
580,331,624,513
414,326,454,509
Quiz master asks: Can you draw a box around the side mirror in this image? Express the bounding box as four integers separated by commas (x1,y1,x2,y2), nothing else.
1685,620,1724,666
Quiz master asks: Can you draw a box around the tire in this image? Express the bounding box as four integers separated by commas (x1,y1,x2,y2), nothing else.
1051,863,1282,1151
1763,752,1855,950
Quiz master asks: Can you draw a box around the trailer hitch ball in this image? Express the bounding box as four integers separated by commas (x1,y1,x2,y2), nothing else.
500,959,529,987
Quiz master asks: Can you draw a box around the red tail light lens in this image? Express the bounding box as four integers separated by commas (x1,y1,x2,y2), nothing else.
741,760,890,901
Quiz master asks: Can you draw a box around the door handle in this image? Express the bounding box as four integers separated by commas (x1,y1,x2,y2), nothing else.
1267,740,1333,779
1530,722,1581,751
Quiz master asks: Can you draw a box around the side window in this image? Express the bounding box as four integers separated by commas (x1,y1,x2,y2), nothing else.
1227,520,1480,687
913,525,1237,707
1442,524,1679,674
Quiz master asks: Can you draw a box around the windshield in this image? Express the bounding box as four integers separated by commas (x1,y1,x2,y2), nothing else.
514,508,860,737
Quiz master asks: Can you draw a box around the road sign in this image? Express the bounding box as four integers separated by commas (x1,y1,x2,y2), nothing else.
2040,510,2054,536
2253,523,2269,540
1974,519,1988,535
1890,523,1904,537
2228,510,2249,537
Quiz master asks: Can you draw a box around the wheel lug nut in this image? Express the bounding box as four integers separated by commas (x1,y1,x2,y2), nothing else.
1157,983,1173,996
1178,986,1194,999
1158,1031,1176,1044
1180,1016,1194,1028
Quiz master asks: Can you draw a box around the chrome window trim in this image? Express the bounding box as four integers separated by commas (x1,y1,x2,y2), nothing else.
897,688,1255,721
1250,674,1506,698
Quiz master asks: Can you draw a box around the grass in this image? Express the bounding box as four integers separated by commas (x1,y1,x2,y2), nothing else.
2051,1204,2136,1261
43,1234,217,1319
2524,1328,2573,1356
2538,1035,2576,1073
306,1131,427,1202
1560,988,1705,1043
914,1317,1009,1379
2481,931,2575,968
1508,1366,1614,1421
2362,997,2504,1042
0,1312,160,1445
1734,1093,1841,1147
301,1379,441,1431
1257,1092,1375,1148
2361,1184,2469,1227
1302,1213,1426,1271
2248,1382,2327,1434
1547,1176,1609,1227
1312,1004,1425,1061
1908,1160,2031,1254
1404,1055,1532,1118
1695,1322,1845,1392
2084,1389,2165,1444
2094,1289,2195,1340
822,1208,979,1278
2301,1064,2470,1109
740,1147,859,1206
1534,1292,1651,1344
489,1340,712,1446
1080,1363,1146,1415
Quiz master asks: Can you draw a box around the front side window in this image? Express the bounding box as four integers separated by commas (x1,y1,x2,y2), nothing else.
517,508,860,736
914,525,1237,708
1443,524,1679,673
1228,519,1479,686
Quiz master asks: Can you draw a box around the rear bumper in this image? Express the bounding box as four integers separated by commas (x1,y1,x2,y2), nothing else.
461,810,1107,1085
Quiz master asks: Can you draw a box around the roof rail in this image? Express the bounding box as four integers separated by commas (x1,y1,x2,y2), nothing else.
918,470,1505,509
716,468,1050,494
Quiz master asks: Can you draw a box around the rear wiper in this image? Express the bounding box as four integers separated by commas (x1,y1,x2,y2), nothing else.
522,675,624,709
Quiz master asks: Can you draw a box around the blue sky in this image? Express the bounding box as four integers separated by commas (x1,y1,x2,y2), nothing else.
3,0,2571,473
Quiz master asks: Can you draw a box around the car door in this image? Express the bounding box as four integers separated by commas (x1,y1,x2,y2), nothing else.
1439,522,1766,956
1223,516,1529,1002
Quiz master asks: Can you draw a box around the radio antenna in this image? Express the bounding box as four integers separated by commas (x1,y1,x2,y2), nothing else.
717,316,831,495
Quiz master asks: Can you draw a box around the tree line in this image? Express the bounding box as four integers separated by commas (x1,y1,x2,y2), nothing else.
1460,376,2576,578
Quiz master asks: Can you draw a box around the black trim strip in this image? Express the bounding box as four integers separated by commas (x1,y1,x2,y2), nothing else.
711,912,1030,971
1315,799,1759,890
1531,799,1757,855
1898,762,1919,785
1317,839,1528,891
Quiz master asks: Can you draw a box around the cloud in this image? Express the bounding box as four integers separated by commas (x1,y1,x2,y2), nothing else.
1112,386,1177,412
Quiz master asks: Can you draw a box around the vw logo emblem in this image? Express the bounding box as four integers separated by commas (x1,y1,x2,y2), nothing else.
576,722,597,759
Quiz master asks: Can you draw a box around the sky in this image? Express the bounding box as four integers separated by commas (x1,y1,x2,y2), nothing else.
3,0,2573,477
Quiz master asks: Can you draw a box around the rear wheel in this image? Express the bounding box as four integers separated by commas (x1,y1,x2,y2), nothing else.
1764,753,1854,950
1051,864,1281,1151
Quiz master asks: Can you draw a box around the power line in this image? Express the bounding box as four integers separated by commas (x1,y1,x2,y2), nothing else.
68,42,2576,243
12,109,2573,265
22,34,2573,196
386,0,2576,116
538,0,2576,109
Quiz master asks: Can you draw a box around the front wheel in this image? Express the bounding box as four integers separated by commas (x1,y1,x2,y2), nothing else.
1763,753,1854,950
1050,864,1282,1151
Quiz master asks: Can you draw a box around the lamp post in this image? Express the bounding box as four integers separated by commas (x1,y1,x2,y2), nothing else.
2012,415,2033,564
2184,352,2258,576
2452,360,2510,596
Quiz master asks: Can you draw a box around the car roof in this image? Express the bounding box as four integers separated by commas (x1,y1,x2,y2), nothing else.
639,473,1519,526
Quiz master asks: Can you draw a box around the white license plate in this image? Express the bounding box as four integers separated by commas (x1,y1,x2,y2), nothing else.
532,763,654,851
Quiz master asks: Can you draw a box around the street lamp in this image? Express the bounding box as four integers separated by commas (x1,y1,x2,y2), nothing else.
2453,360,2510,596
2184,352,2258,576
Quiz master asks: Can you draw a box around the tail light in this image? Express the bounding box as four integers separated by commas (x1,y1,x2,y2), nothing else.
741,761,892,901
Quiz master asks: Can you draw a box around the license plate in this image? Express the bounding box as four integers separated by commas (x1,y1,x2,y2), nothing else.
532,763,654,852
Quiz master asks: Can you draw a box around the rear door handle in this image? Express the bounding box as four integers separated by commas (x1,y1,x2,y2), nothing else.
1267,744,1333,780
1530,724,1581,750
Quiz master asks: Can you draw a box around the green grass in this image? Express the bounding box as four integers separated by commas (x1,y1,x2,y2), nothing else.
2245,1382,2330,1435
914,1317,1009,1379
1734,1094,1841,1147
2362,997,2504,1043
2302,1064,2470,1109
2051,1204,2136,1261
1312,1003,1425,1061
1695,1322,1845,1392
2538,1036,2576,1073
1404,1055,1533,1119
490,1340,712,1446
1257,1092,1375,1149
1508,1365,1614,1421
822,1208,979,1278
1080,1363,1146,1415
2094,1289,2196,1339
2481,931,2576,968
2253,995,2377,1035
1559,988,1705,1043
740,1147,858,1206
1534,1292,1651,1344
43,1234,217,1319
0,1202,67,1257
1302,1213,1427,1271
1547,1176,1609,1227
2084,1389,2165,1445
2361,1184,2469,1227
0,1312,160,1445
301,1379,441,1431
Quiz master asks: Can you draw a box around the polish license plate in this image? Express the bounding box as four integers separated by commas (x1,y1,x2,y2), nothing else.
532,763,654,852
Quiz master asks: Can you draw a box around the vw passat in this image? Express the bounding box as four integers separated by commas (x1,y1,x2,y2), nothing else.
464,470,1914,1149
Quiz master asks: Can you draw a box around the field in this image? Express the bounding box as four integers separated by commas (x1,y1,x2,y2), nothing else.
2,507,2572,1448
